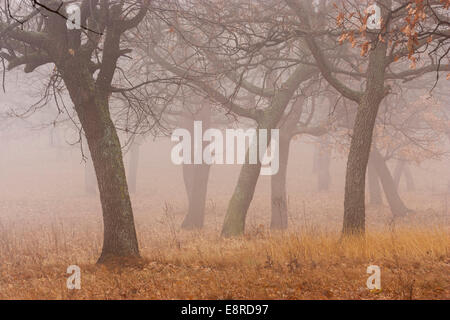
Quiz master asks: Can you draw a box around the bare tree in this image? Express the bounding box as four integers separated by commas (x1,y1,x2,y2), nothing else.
0,0,152,262
285,0,449,235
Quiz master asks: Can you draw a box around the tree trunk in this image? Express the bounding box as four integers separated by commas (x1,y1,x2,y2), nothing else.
128,142,140,194
367,158,382,205
65,75,140,262
270,135,290,230
180,106,212,229
342,39,388,236
370,148,410,217
221,65,316,237
181,163,211,229
221,159,262,237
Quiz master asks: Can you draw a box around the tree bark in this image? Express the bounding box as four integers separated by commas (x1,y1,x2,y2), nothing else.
221,159,262,237
181,163,211,229
0,1,146,264
342,39,388,236
180,106,212,229
370,148,410,217
63,70,140,263
270,135,290,230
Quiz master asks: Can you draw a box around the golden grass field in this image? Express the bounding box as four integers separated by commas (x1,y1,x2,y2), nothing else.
0,192,448,300
0,138,448,300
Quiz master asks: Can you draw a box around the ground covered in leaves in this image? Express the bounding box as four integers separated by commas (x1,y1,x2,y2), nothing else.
0,204,448,299
0,144,448,299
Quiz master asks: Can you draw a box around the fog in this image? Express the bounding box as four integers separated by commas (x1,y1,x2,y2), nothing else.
0,0,449,301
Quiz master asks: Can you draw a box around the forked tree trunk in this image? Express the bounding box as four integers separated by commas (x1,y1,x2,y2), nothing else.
370,148,410,217
368,159,382,205
270,135,290,230
221,66,316,237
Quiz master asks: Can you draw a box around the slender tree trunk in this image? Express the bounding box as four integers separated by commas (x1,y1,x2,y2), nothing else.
342,39,388,235
221,65,316,237
370,148,410,217
221,159,262,237
181,163,211,229
270,135,290,230
368,159,382,205
128,142,140,194
180,106,212,229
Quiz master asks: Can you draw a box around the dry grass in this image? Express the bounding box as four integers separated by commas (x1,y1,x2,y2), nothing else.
0,160,448,300
0,216,448,299
1,131,449,299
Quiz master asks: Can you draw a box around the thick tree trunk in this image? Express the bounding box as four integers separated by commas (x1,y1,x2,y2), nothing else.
128,142,140,194
370,148,410,217
342,101,379,235
270,135,290,230
181,163,211,229
342,40,388,235
65,73,140,262
82,99,140,262
368,158,382,205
